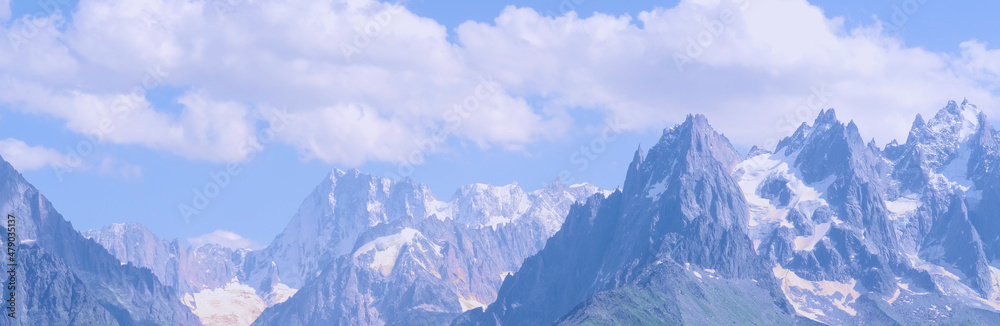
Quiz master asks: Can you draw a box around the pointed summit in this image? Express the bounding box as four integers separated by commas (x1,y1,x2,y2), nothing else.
645,114,741,171
687,113,711,130
895,100,985,183
790,108,891,185
634,144,644,166
816,108,838,125
745,145,772,159
931,99,981,141
914,113,925,126
623,144,646,194
775,122,812,155
678,114,742,169
544,176,568,192
945,99,960,112
867,138,881,154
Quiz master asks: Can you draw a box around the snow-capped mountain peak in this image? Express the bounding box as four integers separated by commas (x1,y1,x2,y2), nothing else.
452,182,531,228
929,99,981,143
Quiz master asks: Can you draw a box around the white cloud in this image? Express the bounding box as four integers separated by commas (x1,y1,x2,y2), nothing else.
0,0,999,166
958,41,1000,89
0,138,67,171
0,0,10,23
0,0,563,165
454,1,1000,147
188,230,264,250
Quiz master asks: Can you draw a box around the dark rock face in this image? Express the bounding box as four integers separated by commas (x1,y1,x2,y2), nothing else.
456,115,786,325
244,169,604,325
455,194,623,325
86,223,251,297
0,156,202,326
456,103,1000,326
968,113,1000,260
20,100,1000,325
757,109,902,297
12,246,120,325
82,165,601,325
920,195,992,296
746,145,773,159
882,101,1000,300
758,175,794,207
252,209,563,326
775,123,812,156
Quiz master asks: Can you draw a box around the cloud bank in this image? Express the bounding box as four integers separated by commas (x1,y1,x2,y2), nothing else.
0,0,998,167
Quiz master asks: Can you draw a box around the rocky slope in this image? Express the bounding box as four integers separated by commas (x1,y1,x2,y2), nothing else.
457,103,1000,325
85,168,603,326
248,173,605,325
455,114,793,325
0,155,202,325
53,99,1000,325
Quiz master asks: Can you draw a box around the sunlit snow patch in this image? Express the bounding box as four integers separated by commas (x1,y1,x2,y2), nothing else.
353,228,421,276
793,222,831,251
457,293,488,312
646,178,668,201
773,265,860,321
736,152,841,251
885,195,921,220
262,283,298,306
183,281,267,326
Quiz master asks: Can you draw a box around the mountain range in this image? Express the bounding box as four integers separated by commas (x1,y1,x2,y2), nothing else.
83,169,605,325
5,99,1000,325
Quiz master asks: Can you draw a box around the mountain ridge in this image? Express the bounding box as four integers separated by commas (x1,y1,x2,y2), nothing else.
15,99,1000,325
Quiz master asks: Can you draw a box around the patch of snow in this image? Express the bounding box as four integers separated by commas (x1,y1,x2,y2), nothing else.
457,293,488,312
413,304,448,313
484,215,513,230
425,198,455,221
885,195,921,220
897,282,928,295
646,178,668,201
262,283,298,306
793,223,831,251
907,253,962,281
183,281,266,326
935,145,975,191
735,155,795,229
887,287,901,305
736,153,841,245
959,104,981,141
773,265,860,318
353,228,421,276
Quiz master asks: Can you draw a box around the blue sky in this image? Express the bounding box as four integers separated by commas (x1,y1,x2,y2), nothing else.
1,0,999,247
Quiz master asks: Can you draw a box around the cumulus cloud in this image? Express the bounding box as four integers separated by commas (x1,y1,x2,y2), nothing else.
0,0,998,166
0,0,10,23
188,230,264,250
0,0,563,165
0,138,68,171
455,0,1000,147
